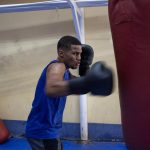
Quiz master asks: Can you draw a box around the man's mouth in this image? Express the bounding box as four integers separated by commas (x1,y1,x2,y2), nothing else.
76,62,80,66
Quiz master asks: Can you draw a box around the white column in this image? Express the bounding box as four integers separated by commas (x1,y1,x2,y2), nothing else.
67,0,88,141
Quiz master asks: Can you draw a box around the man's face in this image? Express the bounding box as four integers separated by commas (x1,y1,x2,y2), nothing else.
63,45,82,69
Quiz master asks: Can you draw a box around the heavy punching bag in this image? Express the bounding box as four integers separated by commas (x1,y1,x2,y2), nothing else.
108,0,150,150
0,119,10,143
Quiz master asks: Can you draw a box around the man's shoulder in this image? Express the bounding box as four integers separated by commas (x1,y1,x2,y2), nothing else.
48,61,65,68
46,61,66,75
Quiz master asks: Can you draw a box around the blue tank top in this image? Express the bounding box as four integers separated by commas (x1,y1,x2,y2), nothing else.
25,60,70,139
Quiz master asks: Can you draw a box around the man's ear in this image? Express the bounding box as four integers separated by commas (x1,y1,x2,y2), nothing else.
58,49,64,58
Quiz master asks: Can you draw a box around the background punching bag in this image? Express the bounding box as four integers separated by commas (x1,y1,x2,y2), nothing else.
108,0,150,150
0,119,10,143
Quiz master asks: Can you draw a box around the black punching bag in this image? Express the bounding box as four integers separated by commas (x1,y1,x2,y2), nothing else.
108,0,150,150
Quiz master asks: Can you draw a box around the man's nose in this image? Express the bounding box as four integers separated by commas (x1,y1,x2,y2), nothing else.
77,54,81,61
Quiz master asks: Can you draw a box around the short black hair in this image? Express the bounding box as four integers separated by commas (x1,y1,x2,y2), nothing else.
57,35,81,51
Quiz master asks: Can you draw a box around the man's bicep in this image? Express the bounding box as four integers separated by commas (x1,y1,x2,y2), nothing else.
45,63,69,96
46,63,65,84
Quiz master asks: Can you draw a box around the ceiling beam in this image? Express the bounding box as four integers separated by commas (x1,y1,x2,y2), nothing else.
0,0,108,13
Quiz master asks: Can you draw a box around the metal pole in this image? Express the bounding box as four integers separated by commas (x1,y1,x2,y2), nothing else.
67,0,88,141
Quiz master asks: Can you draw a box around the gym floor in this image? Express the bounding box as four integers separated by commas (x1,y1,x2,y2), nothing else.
0,137,128,150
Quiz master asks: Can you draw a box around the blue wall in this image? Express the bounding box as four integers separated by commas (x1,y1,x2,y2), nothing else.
4,120,123,142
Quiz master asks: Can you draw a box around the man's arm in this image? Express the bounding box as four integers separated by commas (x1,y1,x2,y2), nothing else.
45,62,113,97
45,63,69,97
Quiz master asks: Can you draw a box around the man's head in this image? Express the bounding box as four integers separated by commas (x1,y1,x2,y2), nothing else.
57,35,82,69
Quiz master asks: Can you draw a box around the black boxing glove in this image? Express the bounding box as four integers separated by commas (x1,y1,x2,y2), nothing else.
86,61,113,95
68,61,113,96
79,44,94,76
